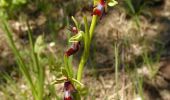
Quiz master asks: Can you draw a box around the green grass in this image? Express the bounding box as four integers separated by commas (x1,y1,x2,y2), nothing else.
0,72,27,100
3,21,45,100
124,0,146,27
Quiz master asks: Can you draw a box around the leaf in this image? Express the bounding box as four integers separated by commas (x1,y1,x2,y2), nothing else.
69,31,84,43
124,0,135,14
34,35,45,54
108,0,118,7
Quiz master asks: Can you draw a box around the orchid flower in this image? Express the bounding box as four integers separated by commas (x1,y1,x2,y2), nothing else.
92,0,118,18
92,0,106,17
65,26,82,57
64,81,76,100
65,42,80,57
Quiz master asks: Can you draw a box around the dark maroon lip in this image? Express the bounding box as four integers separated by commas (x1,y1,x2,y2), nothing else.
65,41,80,57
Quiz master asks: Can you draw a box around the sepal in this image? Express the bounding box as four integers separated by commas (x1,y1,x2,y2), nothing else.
69,31,84,43
107,0,118,7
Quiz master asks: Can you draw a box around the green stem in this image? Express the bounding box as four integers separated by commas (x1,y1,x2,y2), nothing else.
90,16,98,40
77,51,88,81
77,15,98,81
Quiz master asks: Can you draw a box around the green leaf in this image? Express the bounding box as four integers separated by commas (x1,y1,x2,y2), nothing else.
124,0,135,14
34,35,45,54
69,31,84,43
108,0,118,7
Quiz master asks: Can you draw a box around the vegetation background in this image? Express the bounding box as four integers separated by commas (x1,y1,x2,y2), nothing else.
0,0,170,100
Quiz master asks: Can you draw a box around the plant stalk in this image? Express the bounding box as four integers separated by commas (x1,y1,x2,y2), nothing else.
77,15,97,81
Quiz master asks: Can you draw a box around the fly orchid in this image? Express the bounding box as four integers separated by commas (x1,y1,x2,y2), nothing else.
92,0,118,18
64,81,76,100
62,1,118,98
65,41,80,57
65,26,83,57
92,0,106,17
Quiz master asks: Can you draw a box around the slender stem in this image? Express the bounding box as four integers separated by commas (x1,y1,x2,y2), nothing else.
114,43,119,99
77,51,88,81
90,16,97,40
77,15,98,81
